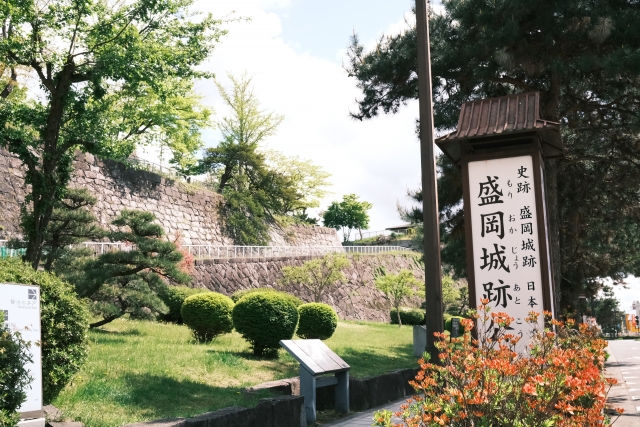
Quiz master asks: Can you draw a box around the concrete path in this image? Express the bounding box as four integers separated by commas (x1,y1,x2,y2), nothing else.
604,339,640,426
324,399,405,427
327,339,640,427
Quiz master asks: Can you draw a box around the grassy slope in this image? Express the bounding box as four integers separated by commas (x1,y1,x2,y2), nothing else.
53,319,416,427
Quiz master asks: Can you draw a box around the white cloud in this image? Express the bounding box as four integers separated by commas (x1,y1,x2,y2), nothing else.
149,0,423,232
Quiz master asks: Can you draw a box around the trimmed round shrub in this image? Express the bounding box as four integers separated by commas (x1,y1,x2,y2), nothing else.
0,258,89,403
0,311,32,427
231,288,302,307
296,303,338,340
160,286,209,323
181,293,234,343
233,293,299,357
390,307,425,326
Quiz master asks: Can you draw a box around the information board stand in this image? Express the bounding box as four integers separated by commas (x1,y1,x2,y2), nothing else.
280,339,350,424
1,283,44,427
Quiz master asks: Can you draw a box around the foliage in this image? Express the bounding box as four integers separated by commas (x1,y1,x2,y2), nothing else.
263,150,332,214
0,258,89,403
199,73,292,245
593,285,623,338
41,188,105,272
0,0,223,269
376,270,424,327
374,302,621,427
390,307,425,326
230,288,302,307
278,253,351,303
159,286,210,324
296,303,338,340
232,293,299,357
180,293,234,343
0,311,32,427
348,1,640,311
322,194,372,242
72,210,190,328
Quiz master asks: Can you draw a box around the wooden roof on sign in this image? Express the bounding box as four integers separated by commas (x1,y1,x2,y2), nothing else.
279,339,350,375
435,92,563,164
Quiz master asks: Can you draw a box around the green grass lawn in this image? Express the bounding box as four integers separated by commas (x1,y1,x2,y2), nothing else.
53,319,417,427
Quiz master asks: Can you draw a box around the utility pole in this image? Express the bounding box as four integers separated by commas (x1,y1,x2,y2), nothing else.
416,0,444,362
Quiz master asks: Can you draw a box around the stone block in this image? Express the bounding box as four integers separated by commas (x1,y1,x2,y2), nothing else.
270,396,305,427
43,405,63,422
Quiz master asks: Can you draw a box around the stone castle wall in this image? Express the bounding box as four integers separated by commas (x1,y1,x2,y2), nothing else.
191,253,425,322
0,148,341,246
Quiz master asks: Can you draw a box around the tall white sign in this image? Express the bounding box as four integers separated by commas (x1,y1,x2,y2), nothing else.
468,155,546,353
0,283,42,414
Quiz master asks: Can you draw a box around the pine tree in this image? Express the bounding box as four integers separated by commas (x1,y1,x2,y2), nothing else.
40,188,105,272
347,0,640,311
73,210,190,328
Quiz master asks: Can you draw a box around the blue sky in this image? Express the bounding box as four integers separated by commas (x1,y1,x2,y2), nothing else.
265,0,415,63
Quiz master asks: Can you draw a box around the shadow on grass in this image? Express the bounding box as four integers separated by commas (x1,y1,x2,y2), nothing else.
72,373,272,423
336,344,416,378
89,328,144,345
91,328,143,336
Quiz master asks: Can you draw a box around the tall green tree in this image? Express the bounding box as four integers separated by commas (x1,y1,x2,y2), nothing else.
200,74,302,245
593,285,623,337
0,0,223,269
263,150,332,216
375,269,424,327
322,194,373,242
278,253,351,303
347,1,640,311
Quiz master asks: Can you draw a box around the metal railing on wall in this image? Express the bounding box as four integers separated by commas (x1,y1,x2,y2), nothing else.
0,240,414,260
181,245,413,259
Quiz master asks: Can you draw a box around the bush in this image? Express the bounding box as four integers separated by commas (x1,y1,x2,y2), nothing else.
0,312,33,427
390,307,425,326
231,288,303,307
374,303,621,427
0,258,89,403
297,303,338,340
160,286,209,323
181,293,234,343
233,293,299,357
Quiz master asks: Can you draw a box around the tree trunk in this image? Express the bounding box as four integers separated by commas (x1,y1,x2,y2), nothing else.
396,306,402,327
90,314,122,328
545,158,562,311
24,61,76,270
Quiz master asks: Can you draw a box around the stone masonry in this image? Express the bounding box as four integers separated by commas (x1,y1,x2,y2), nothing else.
0,148,341,246
191,253,425,322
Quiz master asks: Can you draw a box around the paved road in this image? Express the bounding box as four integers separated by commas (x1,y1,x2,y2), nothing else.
605,339,640,427
326,339,640,427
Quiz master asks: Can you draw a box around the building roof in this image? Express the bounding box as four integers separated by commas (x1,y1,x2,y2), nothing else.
435,92,563,164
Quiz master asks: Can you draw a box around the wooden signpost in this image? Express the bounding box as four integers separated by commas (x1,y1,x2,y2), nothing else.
436,92,563,352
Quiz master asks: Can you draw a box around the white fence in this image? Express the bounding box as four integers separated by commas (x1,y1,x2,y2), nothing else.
181,245,412,259
0,240,413,260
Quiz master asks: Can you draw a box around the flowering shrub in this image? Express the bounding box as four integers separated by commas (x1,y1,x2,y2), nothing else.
374,300,621,427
